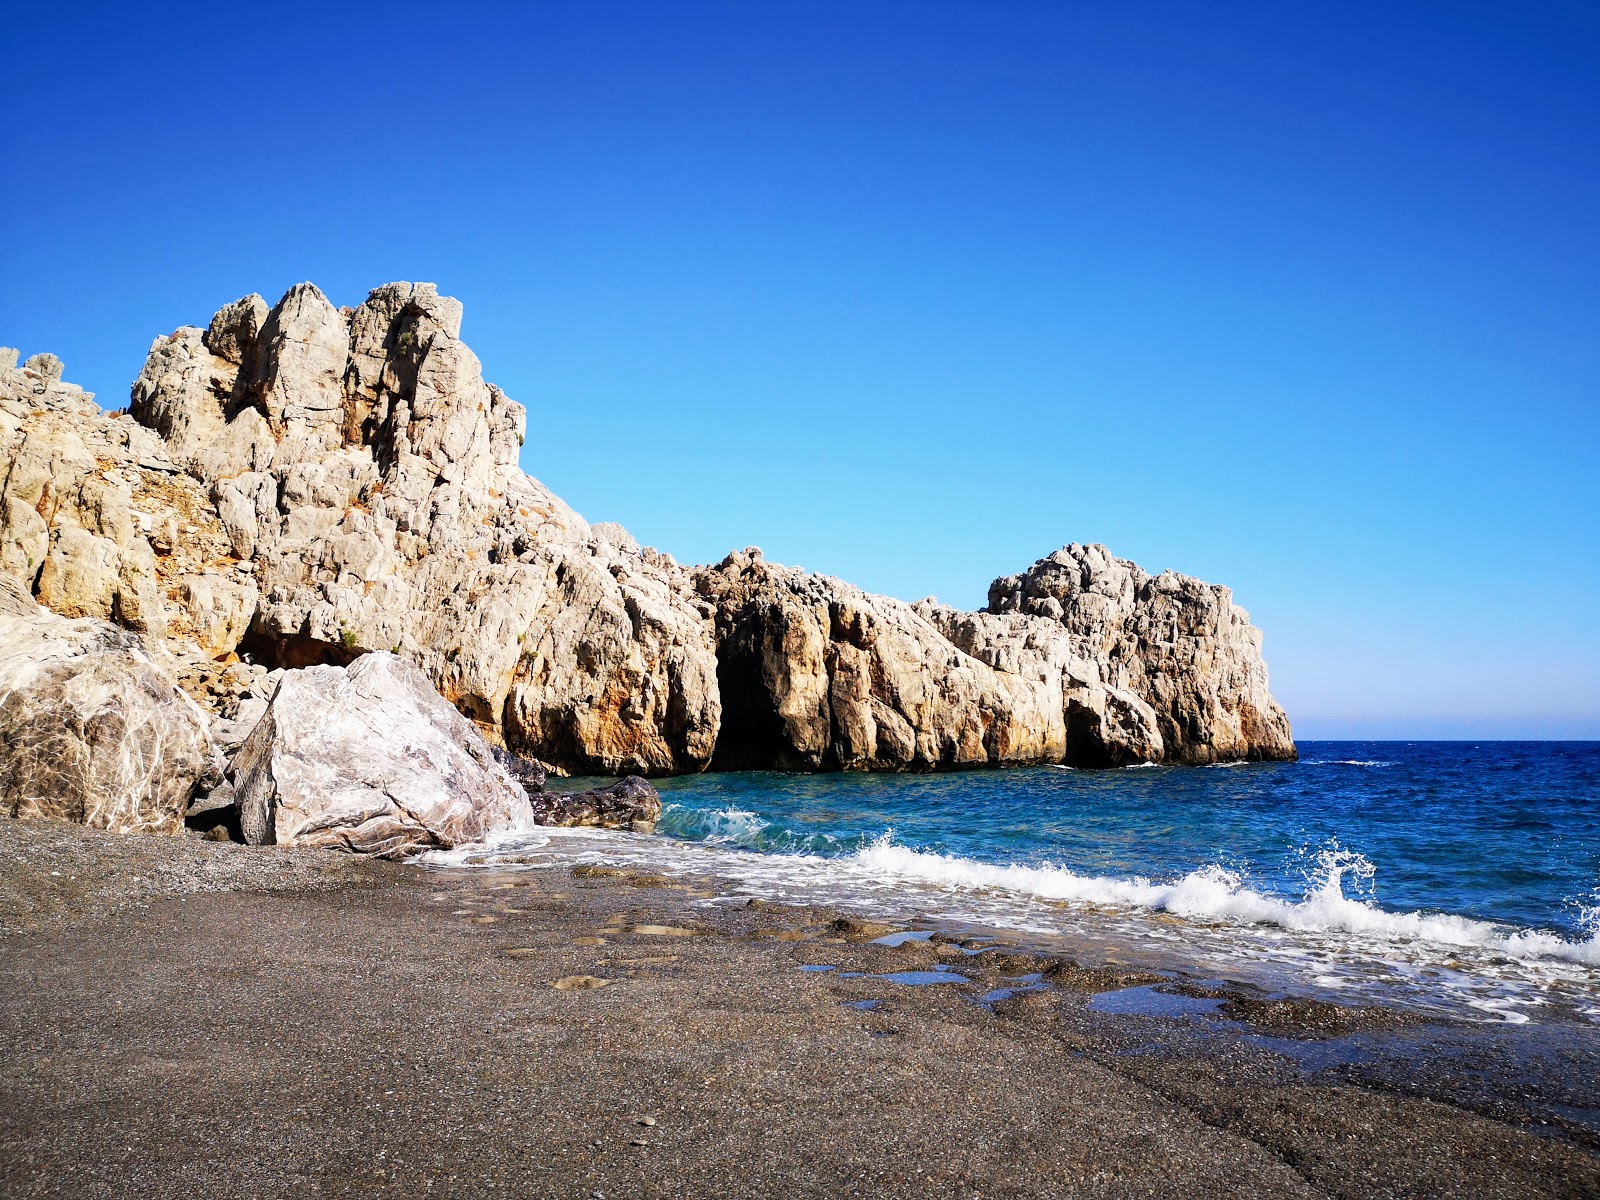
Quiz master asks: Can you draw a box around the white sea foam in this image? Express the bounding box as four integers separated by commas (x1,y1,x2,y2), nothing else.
424,826,1600,1023
698,806,771,845
841,840,1600,969
1300,759,1395,767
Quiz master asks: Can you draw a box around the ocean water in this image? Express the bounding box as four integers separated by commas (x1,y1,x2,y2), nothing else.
427,741,1600,1025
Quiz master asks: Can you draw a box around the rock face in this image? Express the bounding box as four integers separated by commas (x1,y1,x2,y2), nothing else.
224,652,537,858
692,550,1164,770
0,282,1293,787
0,574,217,833
1,289,720,775
986,545,1295,764
529,776,662,833
123,282,721,776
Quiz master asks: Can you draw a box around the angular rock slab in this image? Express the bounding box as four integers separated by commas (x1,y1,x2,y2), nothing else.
529,776,662,833
0,575,216,833
228,652,537,858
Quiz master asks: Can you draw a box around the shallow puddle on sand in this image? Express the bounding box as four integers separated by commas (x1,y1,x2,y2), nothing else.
980,974,1052,1008
869,931,936,948
1088,985,1224,1018
875,970,970,986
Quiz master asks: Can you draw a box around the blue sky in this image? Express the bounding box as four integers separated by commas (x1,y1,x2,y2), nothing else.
4,2,1596,738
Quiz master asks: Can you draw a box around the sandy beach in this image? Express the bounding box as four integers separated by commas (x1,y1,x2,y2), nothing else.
2,818,1597,1200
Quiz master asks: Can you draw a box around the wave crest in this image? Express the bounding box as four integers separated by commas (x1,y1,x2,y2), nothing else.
846,838,1600,968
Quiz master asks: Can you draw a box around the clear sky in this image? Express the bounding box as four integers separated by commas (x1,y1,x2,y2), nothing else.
4,2,1596,738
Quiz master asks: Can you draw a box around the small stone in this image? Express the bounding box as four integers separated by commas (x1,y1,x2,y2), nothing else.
552,975,610,990
636,1117,656,1126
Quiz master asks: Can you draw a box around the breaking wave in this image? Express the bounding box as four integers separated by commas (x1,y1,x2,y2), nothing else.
839,839,1600,969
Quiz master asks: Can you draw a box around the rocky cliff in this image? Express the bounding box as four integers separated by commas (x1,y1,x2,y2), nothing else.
0,282,1294,787
985,544,1295,764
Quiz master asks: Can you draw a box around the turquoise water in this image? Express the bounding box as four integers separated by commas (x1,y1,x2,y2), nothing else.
651,742,1600,943
434,741,1600,1022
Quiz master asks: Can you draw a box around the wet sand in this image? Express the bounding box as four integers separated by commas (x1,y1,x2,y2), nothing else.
2,819,1598,1199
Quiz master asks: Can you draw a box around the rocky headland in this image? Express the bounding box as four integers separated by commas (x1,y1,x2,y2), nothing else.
0,283,1293,854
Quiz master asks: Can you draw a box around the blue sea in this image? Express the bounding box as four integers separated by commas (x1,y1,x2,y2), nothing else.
430,742,1600,1024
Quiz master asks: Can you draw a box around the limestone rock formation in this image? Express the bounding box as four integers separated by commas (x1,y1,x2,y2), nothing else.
3,281,722,775
692,549,1166,771
223,652,537,858
986,544,1295,763
1,283,1293,787
0,574,217,833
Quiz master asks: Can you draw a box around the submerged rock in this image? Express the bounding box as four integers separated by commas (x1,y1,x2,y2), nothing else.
223,652,535,857
529,776,662,833
0,575,217,833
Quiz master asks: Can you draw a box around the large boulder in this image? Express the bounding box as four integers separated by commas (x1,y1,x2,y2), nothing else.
223,652,537,858
0,575,217,833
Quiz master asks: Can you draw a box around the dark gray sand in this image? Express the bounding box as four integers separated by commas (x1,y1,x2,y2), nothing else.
2,819,1598,1199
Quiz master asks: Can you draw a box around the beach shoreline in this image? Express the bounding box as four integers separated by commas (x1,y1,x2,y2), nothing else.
2,818,1598,1198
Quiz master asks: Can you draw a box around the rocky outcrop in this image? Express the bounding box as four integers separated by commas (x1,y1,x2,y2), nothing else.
1,282,1292,784
222,652,536,858
986,544,1295,763
3,283,722,775
691,550,1164,770
528,776,662,833
130,283,722,777
0,575,217,833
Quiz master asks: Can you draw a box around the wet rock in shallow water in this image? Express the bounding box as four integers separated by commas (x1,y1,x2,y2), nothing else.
1219,996,1419,1038
529,776,662,833
1042,960,1164,993
974,952,1054,976
490,745,548,795
828,916,900,941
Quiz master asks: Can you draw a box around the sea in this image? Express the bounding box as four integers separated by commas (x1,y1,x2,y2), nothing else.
426,741,1600,1026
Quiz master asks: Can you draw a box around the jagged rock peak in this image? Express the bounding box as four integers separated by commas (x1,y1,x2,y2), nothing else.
129,281,526,488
